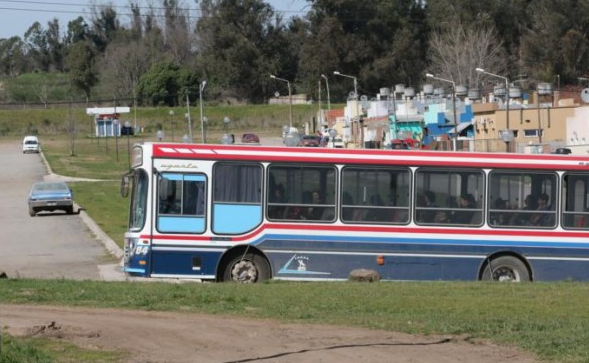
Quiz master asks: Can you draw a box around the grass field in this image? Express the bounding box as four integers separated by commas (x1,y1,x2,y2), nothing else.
2,279,589,363
1,110,589,363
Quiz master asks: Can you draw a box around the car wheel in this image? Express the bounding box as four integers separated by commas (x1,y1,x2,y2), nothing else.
65,206,74,215
29,208,36,217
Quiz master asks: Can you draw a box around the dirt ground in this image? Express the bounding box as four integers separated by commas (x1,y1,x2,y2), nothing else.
1,304,542,363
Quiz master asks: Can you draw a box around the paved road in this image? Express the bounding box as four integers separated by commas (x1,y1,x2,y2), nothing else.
0,139,122,280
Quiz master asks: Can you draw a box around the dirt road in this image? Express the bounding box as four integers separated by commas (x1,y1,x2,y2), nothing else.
1,304,541,363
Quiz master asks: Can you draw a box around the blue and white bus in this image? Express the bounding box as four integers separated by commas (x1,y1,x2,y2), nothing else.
121,142,589,282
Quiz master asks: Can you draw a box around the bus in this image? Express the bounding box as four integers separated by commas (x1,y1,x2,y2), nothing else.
120,142,589,283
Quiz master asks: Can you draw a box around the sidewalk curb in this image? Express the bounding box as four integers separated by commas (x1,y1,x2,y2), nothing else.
39,150,126,281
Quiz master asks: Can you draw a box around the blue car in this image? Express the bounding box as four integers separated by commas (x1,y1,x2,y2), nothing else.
27,181,74,216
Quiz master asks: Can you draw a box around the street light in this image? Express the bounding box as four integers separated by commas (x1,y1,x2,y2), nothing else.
426,73,457,151
169,109,174,141
270,75,292,127
321,74,331,110
476,67,511,152
199,80,207,143
334,71,360,145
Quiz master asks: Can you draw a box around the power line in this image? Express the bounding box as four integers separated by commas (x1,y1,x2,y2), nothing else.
0,0,311,17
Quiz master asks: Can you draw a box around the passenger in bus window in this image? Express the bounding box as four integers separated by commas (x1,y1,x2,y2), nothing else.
434,210,450,223
306,190,325,220
286,206,304,219
453,194,476,224
530,193,553,226
490,197,510,226
510,194,537,225
160,193,181,214
268,184,287,219
270,184,286,203
417,191,437,223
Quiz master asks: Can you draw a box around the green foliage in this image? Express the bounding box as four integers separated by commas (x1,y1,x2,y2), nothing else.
4,73,70,103
0,333,125,363
0,335,52,363
65,42,97,98
137,62,198,106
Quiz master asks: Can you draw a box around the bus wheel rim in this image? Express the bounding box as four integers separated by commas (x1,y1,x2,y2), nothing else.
231,260,257,282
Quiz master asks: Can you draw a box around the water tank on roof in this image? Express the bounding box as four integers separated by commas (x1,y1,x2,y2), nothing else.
509,87,522,99
493,84,506,97
434,87,445,97
380,87,390,96
537,83,553,95
403,87,415,98
467,89,481,100
455,85,468,96
395,84,405,94
423,84,434,95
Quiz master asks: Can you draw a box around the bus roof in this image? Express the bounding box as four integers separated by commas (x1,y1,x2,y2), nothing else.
145,142,589,171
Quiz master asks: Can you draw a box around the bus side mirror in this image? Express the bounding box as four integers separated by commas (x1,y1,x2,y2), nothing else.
121,175,130,197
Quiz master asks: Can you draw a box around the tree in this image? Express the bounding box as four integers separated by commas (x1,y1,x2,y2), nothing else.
46,19,64,72
97,39,154,101
299,0,430,101
0,37,29,76
137,61,197,106
428,23,505,89
196,0,283,102
65,41,97,98
163,0,194,64
24,22,50,72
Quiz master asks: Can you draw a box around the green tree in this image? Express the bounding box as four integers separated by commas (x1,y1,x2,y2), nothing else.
299,0,430,101
24,22,50,72
196,0,284,102
137,61,198,106
65,41,97,98
0,37,29,76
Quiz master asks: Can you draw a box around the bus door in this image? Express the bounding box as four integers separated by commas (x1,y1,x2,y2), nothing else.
151,172,209,277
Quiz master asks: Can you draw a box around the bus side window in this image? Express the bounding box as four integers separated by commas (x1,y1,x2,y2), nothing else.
158,178,181,214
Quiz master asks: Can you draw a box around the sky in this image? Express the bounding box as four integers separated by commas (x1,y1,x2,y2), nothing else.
0,0,308,39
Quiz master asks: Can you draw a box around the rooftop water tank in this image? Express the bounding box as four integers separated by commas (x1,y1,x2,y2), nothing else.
434,87,445,97
403,87,415,98
455,85,468,96
493,84,506,97
423,84,434,95
509,87,522,99
395,84,405,94
467,89,481,100
537,83,553,95
380,87,390,96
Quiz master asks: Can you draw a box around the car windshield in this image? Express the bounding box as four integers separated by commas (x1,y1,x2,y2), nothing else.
33,182,69,192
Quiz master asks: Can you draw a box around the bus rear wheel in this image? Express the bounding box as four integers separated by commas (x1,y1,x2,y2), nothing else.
222,252,271,283
481,256,530,282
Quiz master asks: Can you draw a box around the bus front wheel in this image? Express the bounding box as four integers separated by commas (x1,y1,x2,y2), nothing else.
481,256,531,282
222,252,271,283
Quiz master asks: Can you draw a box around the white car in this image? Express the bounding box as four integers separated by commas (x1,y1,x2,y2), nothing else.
327,137,345,148
23,135,40,153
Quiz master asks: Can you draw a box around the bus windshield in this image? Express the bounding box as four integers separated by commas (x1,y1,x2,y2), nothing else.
129,169,148,230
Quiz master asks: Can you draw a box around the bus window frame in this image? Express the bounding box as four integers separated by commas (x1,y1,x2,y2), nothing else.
266,163,337,223
340,165,412,225
414,167,485,227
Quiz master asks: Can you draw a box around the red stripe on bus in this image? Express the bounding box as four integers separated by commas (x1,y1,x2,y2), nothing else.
140,223,589,243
